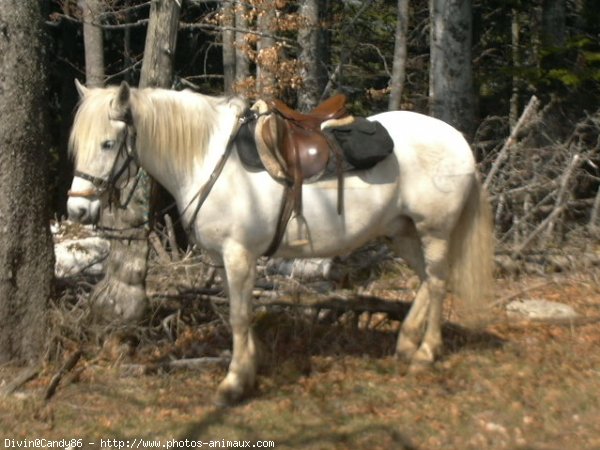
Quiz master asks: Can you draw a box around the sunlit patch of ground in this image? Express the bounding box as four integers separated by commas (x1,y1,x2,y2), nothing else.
1,270,599,449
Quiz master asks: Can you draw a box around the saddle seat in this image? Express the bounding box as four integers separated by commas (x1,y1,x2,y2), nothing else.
254,95,353,249
264,94,352,181
269,94,348,130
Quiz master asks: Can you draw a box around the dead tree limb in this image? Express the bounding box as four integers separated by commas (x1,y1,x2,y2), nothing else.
208,291,412,320
149,230,170,264
589,183,600,231
44,350,82,401
120,356,230,376
164,214,180,261
545,153,581,237
511,205,565,257
484,95,540,189
0,366,40,397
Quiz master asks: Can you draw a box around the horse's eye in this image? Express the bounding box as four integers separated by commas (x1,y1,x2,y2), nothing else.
101,140,115,151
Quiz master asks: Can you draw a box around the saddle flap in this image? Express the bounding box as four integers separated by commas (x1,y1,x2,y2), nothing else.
253,114,289,181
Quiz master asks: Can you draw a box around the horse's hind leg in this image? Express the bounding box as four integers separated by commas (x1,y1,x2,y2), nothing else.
390,232,428,361
392,226,449,369
215,241,259,406
409,233,449,370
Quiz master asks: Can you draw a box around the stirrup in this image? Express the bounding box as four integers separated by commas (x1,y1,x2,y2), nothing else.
288,213,309,247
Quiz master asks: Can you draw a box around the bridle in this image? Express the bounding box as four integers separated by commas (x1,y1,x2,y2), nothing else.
66,104,261,238
68,116,139,207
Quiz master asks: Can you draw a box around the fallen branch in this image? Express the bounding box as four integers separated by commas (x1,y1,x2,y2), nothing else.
491,280,558,307
120,356,230,376
0,366,40,397
44,350,82,401
511,205,565,258
589,183,600,231
149,231,170,264
209,291,413,320
164,214,180,261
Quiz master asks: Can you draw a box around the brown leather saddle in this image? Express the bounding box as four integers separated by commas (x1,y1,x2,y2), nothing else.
263,94,350,180
256,95,353,251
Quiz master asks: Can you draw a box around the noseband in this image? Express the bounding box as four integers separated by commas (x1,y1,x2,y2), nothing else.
68,118,139,205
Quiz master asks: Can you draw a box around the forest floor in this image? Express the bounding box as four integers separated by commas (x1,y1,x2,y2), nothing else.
1,262,600,450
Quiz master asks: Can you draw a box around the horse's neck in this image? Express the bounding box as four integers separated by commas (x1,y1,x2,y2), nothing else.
135,92,242,207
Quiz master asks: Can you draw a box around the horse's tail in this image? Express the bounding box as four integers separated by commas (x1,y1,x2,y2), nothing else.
448,175,494,326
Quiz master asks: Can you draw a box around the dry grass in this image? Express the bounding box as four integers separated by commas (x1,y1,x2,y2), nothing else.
1,264,600,449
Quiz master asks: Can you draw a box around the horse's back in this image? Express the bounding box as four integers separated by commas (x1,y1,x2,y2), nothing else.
369,111,477,228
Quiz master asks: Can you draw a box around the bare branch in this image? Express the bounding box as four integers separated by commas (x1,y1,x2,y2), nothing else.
484,95,540,189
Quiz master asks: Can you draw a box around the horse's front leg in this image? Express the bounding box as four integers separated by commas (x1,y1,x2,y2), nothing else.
215,241,259,406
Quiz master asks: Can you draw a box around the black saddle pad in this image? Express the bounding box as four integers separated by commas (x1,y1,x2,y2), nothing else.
236,117,263,170
235,115,394,173
324,117,394,170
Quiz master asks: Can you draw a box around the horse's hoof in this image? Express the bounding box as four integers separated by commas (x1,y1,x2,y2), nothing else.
407,359,432,374
214,385,245,407
214,376,256,407
395,340,418,362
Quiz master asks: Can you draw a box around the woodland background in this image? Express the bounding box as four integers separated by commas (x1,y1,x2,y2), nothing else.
44,0,600,242
1,0,599,362
1,3,600,446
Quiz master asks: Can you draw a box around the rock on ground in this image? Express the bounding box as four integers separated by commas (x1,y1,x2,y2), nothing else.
506,299,579,320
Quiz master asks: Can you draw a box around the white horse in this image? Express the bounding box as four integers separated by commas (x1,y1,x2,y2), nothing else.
67,81,494,405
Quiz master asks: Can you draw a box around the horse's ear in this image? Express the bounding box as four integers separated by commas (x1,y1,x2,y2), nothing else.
110,81,132,121
74,79,88,98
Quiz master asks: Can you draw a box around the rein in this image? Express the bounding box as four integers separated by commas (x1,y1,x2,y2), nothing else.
183,109,259,232
69,106,292,256
70,109,258,236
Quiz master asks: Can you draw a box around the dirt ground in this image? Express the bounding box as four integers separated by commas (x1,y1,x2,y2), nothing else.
1,267,600,450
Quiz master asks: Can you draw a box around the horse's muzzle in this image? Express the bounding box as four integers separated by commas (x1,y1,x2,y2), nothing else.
67,196,100,225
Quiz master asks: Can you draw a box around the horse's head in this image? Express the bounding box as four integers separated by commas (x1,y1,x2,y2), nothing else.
67,80,139,224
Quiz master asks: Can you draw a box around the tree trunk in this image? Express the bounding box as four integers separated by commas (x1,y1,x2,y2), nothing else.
256,0,277,99
541,0,566,72
510,8,522,129
57,21,78,218
79,0,105,87
222,0,236,95
298,0,329,110
90,0,181,323
542,0,566,48
139,0,180,88
0,0,54,363
429,0,475,138
235,1,250,94
388,0,409,111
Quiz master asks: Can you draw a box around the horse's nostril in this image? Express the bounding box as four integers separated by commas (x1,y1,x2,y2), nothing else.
68,206,87,222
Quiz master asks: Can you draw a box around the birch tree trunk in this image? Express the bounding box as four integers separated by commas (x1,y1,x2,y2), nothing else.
79,0,105,87
90,0,181,323
388,0,409,111
0,0,54,363
429,0,475,137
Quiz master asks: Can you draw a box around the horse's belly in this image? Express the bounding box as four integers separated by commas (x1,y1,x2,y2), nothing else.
276,176,401,258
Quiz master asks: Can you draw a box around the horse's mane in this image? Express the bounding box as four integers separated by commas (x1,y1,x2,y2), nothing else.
70,86,246,176
69,86,121,165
